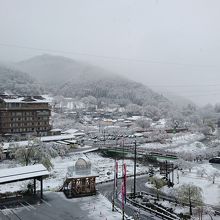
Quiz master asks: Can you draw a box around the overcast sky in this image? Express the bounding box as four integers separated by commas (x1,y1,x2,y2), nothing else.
0,0,220,105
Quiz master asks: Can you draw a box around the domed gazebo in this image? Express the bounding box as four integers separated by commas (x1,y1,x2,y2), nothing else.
63,157,98,198
75,158,91,172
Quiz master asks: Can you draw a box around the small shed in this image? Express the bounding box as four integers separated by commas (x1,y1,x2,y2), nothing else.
0,164,49,199
63,157,98,198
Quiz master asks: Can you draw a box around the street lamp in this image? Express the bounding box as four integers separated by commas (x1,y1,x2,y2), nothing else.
133,140,137,198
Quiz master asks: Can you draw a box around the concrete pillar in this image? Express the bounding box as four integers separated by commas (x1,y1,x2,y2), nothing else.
40,177,43,199
34,178,36,195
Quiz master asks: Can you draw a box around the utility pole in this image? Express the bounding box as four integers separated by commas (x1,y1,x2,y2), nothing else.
112,161,115,211
112,147,118,212
133,140,137,198
172,163,174,185
165,160,168,179
103,129,106,149
122,136,124,177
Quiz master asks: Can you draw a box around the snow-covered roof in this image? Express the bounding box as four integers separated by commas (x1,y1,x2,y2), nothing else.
126,116,142,121
66,157,98,179
56,140,69,145
64,140,77,144
103,119,117,123
2,134,77,150
63,130,85,137
2,97,49,104
0,164,49,184
40,134,76,142
124,120,132,123
63,129,79,134
134,133,144,137
50,129,62,132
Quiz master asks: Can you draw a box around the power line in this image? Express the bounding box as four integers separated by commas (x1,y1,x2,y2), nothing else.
0,42,219,68
149,84,220,88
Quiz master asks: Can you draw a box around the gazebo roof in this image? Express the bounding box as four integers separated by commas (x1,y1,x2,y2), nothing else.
75,157,91,169
66,157,98,179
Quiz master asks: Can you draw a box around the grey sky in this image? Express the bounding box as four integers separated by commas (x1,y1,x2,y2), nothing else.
0,0,220,105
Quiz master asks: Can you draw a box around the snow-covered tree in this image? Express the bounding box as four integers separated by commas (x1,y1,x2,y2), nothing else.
175,183,203,215
53,95,65,108
149,177,167,200
196,167,207,178
166,111,185,129
182,104,197,117
126,104,142,116
81,95,97,109
214,103,220,113
47,142,70,157
14,138,56,170
142,105,161,120
146,129,168,143
136,118,151,130
206,168,220,184
204,206,215,220
0,143,4,160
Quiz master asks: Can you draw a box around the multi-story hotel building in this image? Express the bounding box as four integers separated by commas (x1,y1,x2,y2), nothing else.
0,94,51,136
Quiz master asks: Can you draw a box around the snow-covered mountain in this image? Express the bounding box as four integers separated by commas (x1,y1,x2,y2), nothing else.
16,54,169,107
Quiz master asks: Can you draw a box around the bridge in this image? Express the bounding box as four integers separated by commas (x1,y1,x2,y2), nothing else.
94,143,178,160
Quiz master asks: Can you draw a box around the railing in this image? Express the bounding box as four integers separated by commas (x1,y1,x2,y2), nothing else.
126,195,180,220
140,191,220,217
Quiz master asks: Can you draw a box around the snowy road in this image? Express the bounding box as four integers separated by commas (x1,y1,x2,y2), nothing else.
97,175,161,220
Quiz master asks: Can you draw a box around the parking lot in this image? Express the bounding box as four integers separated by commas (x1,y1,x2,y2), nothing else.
0,192,122,220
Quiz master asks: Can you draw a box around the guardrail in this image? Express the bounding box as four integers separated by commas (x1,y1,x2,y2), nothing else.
126,196,179,220
140,191,220,217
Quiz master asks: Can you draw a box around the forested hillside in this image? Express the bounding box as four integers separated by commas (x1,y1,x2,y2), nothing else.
0,65,43,95
16,54,169,107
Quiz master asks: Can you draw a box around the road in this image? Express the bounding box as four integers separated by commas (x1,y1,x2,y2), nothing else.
98,174,220,218
97,175,160,220
0,176,160,220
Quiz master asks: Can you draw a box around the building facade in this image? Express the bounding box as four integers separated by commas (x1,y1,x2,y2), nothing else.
0,95,51,136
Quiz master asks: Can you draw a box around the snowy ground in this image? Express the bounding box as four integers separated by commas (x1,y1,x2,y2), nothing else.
146,162,220,206
44,152,148,191
59,193,123,220
139,132,205,153
158,200,219,220
169,163,220,206
0,152,148,193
